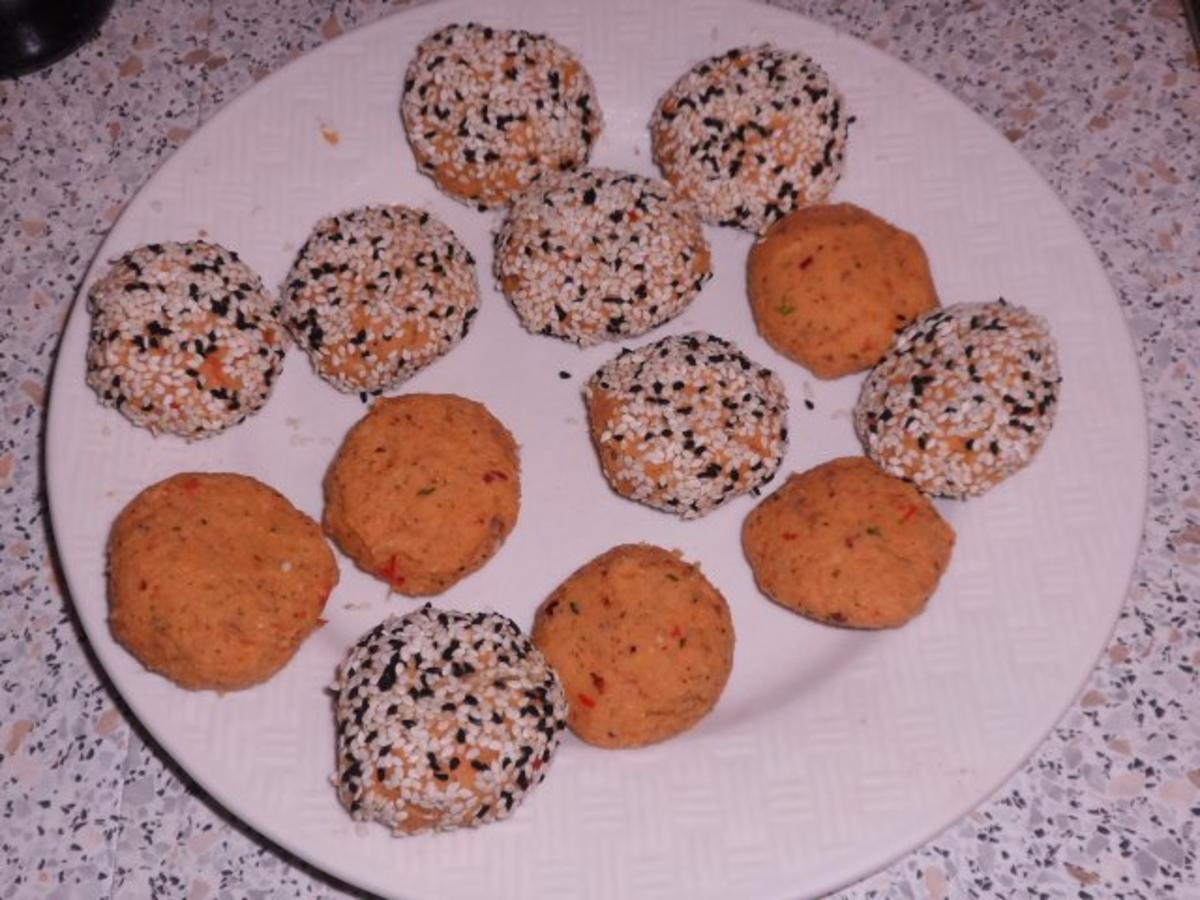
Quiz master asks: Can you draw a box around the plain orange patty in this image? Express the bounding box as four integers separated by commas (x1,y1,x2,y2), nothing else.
742,456,955,628
108,472,338,691
532,543,734,749
748,202,938,379
323,393,520,596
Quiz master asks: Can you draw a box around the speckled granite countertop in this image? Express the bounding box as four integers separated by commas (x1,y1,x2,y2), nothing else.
2,1,1197,897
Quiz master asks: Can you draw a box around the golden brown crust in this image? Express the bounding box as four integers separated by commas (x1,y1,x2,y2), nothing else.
107,472,338,691
748,203,938,379
532,544,734,748
323,394,520,596
742,457,954,628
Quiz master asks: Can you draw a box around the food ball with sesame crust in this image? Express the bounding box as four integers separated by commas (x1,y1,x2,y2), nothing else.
332,605,568,834
401,22,601,209
494,168,711,346
584,332,789,518
854,300,1062,498
532,544,734,749
651,44,850,234
280,206,479,397
742,457,954,629
323,394,520,596
85,240,287,439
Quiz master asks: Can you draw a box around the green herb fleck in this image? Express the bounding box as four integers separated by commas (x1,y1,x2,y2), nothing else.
417,485,436,496
665,573,680,582
569,601,580,615
777,302,795,316
866,525,882,537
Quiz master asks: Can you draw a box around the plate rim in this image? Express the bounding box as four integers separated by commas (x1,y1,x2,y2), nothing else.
43,0,1151,896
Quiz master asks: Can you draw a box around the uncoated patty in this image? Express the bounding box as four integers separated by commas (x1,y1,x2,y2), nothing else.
532,543,734,748
107,472,338,691
748,203,938,379
323,394,520,596
742,456,954,628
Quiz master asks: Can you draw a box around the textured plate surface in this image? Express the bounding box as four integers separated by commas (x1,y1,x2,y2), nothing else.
45,0,1147,897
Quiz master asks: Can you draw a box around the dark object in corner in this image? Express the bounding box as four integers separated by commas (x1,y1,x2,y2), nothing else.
1186,0,1200,65
0,0,115,79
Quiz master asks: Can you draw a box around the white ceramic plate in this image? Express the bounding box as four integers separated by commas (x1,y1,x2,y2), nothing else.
46,0,1147,897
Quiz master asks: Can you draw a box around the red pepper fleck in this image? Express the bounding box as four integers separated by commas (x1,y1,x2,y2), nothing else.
577,692,596,709
378,554,406,587
900,504,918,523
482,470,509,484
543,598,559,617
844,536,856,549
799,255,814,270
532,757,543,770
181,477,201,493
590,672,606,693
782,531,798,540
669,626,683,639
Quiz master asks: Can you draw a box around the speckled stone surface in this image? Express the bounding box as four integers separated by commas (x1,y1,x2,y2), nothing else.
1,1,1197,897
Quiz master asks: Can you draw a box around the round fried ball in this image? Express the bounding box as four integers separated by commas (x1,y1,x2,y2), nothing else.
323,394,520,595
107,472,338,690
494,167,711,346
333,605,568,834
748,203,938,379
280,205,479,396
742,457,954,628
532,544,734,748
86,240,287,438
585,332,789,518
401,22,601,209
854,300,1062,498
651,44,849,234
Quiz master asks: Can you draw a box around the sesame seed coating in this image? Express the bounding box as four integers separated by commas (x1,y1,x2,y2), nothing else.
332,605,568,835
650,44,849,234
401,22,601,209
494,167,712,346
854,300,1062,499
280,205,479,396
585,332,789,518
85,240,287,439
